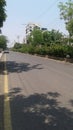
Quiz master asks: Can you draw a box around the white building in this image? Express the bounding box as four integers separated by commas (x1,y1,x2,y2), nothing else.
24,23,48,44
25,23,40,44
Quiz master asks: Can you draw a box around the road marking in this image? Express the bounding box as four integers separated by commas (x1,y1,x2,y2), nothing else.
4,54,12,130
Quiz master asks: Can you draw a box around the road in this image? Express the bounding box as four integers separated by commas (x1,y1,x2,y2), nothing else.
0,51,73,130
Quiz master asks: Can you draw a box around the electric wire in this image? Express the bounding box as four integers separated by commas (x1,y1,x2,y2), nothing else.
37,0,59,19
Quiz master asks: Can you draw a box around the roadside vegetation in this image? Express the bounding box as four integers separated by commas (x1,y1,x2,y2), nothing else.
0,0,7,50
13,0,73,60
0,0,6,29
13,29,73,59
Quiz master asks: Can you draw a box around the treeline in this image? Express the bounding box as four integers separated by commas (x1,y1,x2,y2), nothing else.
13,44,73,58
13,29,73,58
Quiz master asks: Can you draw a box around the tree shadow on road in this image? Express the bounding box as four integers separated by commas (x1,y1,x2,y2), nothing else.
0,61,5,75
0,95,4,130
8,88,73,130
0,58,73,130
0,61,43,74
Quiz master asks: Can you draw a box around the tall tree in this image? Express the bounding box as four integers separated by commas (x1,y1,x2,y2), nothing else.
42,31,51,45
43,30,63,45
66,18,73,36
14,42,22,49
59,0,73,39
0,0,6,28
0,35,8,49
31,28,43,46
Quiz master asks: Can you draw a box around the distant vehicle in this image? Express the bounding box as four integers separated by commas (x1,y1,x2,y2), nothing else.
4,49,9,53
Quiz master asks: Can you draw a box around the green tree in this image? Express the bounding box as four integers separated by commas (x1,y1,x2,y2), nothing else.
66,18,73,36
27,35,33,44
42,31,51,46
31,28,43,46
44,30,63,44
0,35,8,49
14,42,22,49
59,0,73,38
51,30,63,44
0,0,6,28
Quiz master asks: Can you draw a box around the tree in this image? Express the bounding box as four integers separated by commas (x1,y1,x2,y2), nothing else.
0,35,8,49
42,31,51,46
30,28,43,46
43,30,63,45
66,18,73,36
59,0,73,38
50,30,63,44
14,42,22,49
0,0,7,28
27,35,33,44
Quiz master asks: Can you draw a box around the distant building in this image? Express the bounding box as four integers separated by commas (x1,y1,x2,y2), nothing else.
24,23,48,44
26,23,40,35
25,23,40,44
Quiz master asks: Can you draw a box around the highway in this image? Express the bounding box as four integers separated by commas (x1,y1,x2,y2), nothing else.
0,51,73,130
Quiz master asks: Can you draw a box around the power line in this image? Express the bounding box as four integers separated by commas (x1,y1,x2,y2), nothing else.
37,0,59,19
35,0,62,32
46,16,59,26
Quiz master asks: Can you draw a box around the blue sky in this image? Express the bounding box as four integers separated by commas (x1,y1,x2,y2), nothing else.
2,0,68,47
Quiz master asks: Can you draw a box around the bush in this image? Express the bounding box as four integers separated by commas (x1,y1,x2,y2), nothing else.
66,46,73,58
13,43,73,58
35,46,48,55
28,46,35,54
19,45,29,53
48,45,73,58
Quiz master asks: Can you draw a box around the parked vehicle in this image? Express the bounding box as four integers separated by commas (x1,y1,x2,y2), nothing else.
4,49,9,53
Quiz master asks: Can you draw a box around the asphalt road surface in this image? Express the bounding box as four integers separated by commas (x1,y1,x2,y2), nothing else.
0,51,73,130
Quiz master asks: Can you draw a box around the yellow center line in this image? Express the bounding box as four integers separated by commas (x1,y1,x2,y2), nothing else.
4,54,12,130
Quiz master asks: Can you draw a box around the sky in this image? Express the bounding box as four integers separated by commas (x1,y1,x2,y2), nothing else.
2,0,68,47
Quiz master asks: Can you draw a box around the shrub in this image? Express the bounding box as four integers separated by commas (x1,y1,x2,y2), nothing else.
28,45,36,54
35,46,48,55
13,43,73,58
48,45,73,58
